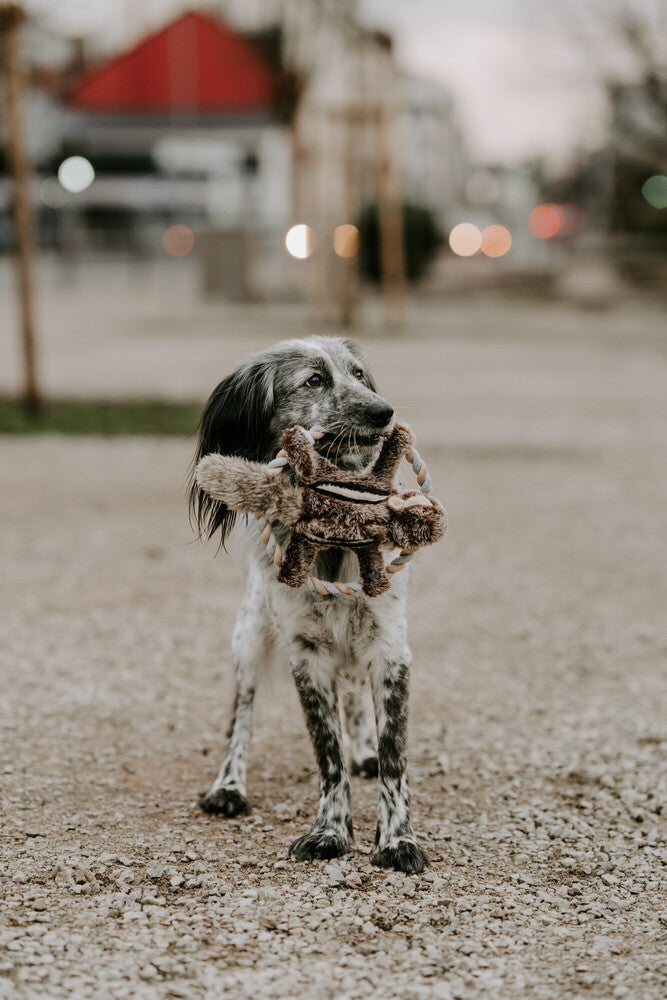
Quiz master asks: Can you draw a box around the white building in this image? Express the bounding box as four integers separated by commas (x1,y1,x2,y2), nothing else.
6,2,466,300
399,74,466,229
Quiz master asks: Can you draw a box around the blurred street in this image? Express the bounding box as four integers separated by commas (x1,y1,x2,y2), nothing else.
1,288,665,999
1,257,665,407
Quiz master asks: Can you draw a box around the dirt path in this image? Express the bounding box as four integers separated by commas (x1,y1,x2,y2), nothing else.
1,311,666,999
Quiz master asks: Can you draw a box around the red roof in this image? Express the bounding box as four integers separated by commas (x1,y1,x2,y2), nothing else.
67,10,275,114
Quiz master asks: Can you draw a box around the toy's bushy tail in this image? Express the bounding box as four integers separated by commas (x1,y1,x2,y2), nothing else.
195,455,302,525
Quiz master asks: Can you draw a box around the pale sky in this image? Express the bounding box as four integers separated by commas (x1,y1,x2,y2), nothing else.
26,0,661,167
360,0,653,167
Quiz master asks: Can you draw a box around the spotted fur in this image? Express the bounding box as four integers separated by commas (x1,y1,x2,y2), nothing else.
190,337,429,873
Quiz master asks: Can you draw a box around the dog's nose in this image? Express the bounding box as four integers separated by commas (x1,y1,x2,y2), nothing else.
366,401,394,427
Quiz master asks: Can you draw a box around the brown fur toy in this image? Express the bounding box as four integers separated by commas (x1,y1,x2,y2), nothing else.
195,423,446,597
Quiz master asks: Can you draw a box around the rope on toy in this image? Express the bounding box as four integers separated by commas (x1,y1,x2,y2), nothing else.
257,426,433,597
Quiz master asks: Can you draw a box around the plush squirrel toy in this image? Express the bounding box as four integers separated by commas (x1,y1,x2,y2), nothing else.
195,423,446,597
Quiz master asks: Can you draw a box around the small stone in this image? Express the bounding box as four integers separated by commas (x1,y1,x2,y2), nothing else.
139,964,158,980
326,864,347,886
147,863,165,880
32,900,47,912
12,872,28,884
153,958,177,974
273,802,294,820
170,874,184,888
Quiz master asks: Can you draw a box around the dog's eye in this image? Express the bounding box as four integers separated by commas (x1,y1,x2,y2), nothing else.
305,373,323,387
354,369,364,380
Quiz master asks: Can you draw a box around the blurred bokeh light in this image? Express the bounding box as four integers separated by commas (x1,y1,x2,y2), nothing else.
333,224,360,258
57,156,95,194
39,178,70,209
449,223,482,257
527,204,562,240
285,224,315,260
163,225,195,257
481,225,512,258
641,176,667,211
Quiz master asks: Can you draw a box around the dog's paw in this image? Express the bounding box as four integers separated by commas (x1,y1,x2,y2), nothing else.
372,839,429,874
289,828,349,862
199,787,249,818
350,755,378,778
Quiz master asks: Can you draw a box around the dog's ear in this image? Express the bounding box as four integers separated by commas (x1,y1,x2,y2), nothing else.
189,360,276,547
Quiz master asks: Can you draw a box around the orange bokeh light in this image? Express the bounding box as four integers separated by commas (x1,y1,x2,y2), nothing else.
481,224,512,258
527,204,562,239
333,224,359,258
163,224,195,256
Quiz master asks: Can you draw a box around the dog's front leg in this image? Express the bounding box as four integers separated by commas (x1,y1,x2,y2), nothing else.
369,649,429,873
199,594,267,817
289,651,352,861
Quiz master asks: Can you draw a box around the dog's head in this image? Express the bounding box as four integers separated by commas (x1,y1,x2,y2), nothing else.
189,336,394,545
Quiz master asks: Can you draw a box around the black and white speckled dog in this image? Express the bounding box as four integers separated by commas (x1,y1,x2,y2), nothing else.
189,336,428,873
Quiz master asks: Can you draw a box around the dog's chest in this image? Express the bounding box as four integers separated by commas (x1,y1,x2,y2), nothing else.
283,589,400,682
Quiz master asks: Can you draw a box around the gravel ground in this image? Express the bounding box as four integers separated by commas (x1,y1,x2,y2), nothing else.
1,292,666,999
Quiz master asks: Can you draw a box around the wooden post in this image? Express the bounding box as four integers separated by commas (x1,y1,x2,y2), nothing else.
0,3,40,415
339,107,358,328
375,104,405,328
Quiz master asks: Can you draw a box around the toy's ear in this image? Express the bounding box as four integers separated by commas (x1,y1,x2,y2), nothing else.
189,360,276,546
390,423,415,452
370,422,415,488
281,427,316,480
280,426,340,481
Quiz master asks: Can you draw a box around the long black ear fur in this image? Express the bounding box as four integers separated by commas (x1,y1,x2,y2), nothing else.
188,361,276,547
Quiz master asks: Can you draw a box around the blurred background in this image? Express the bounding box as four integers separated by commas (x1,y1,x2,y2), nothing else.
0,0,665,421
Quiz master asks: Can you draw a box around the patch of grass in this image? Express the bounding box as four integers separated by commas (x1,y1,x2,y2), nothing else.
0,397,201,436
